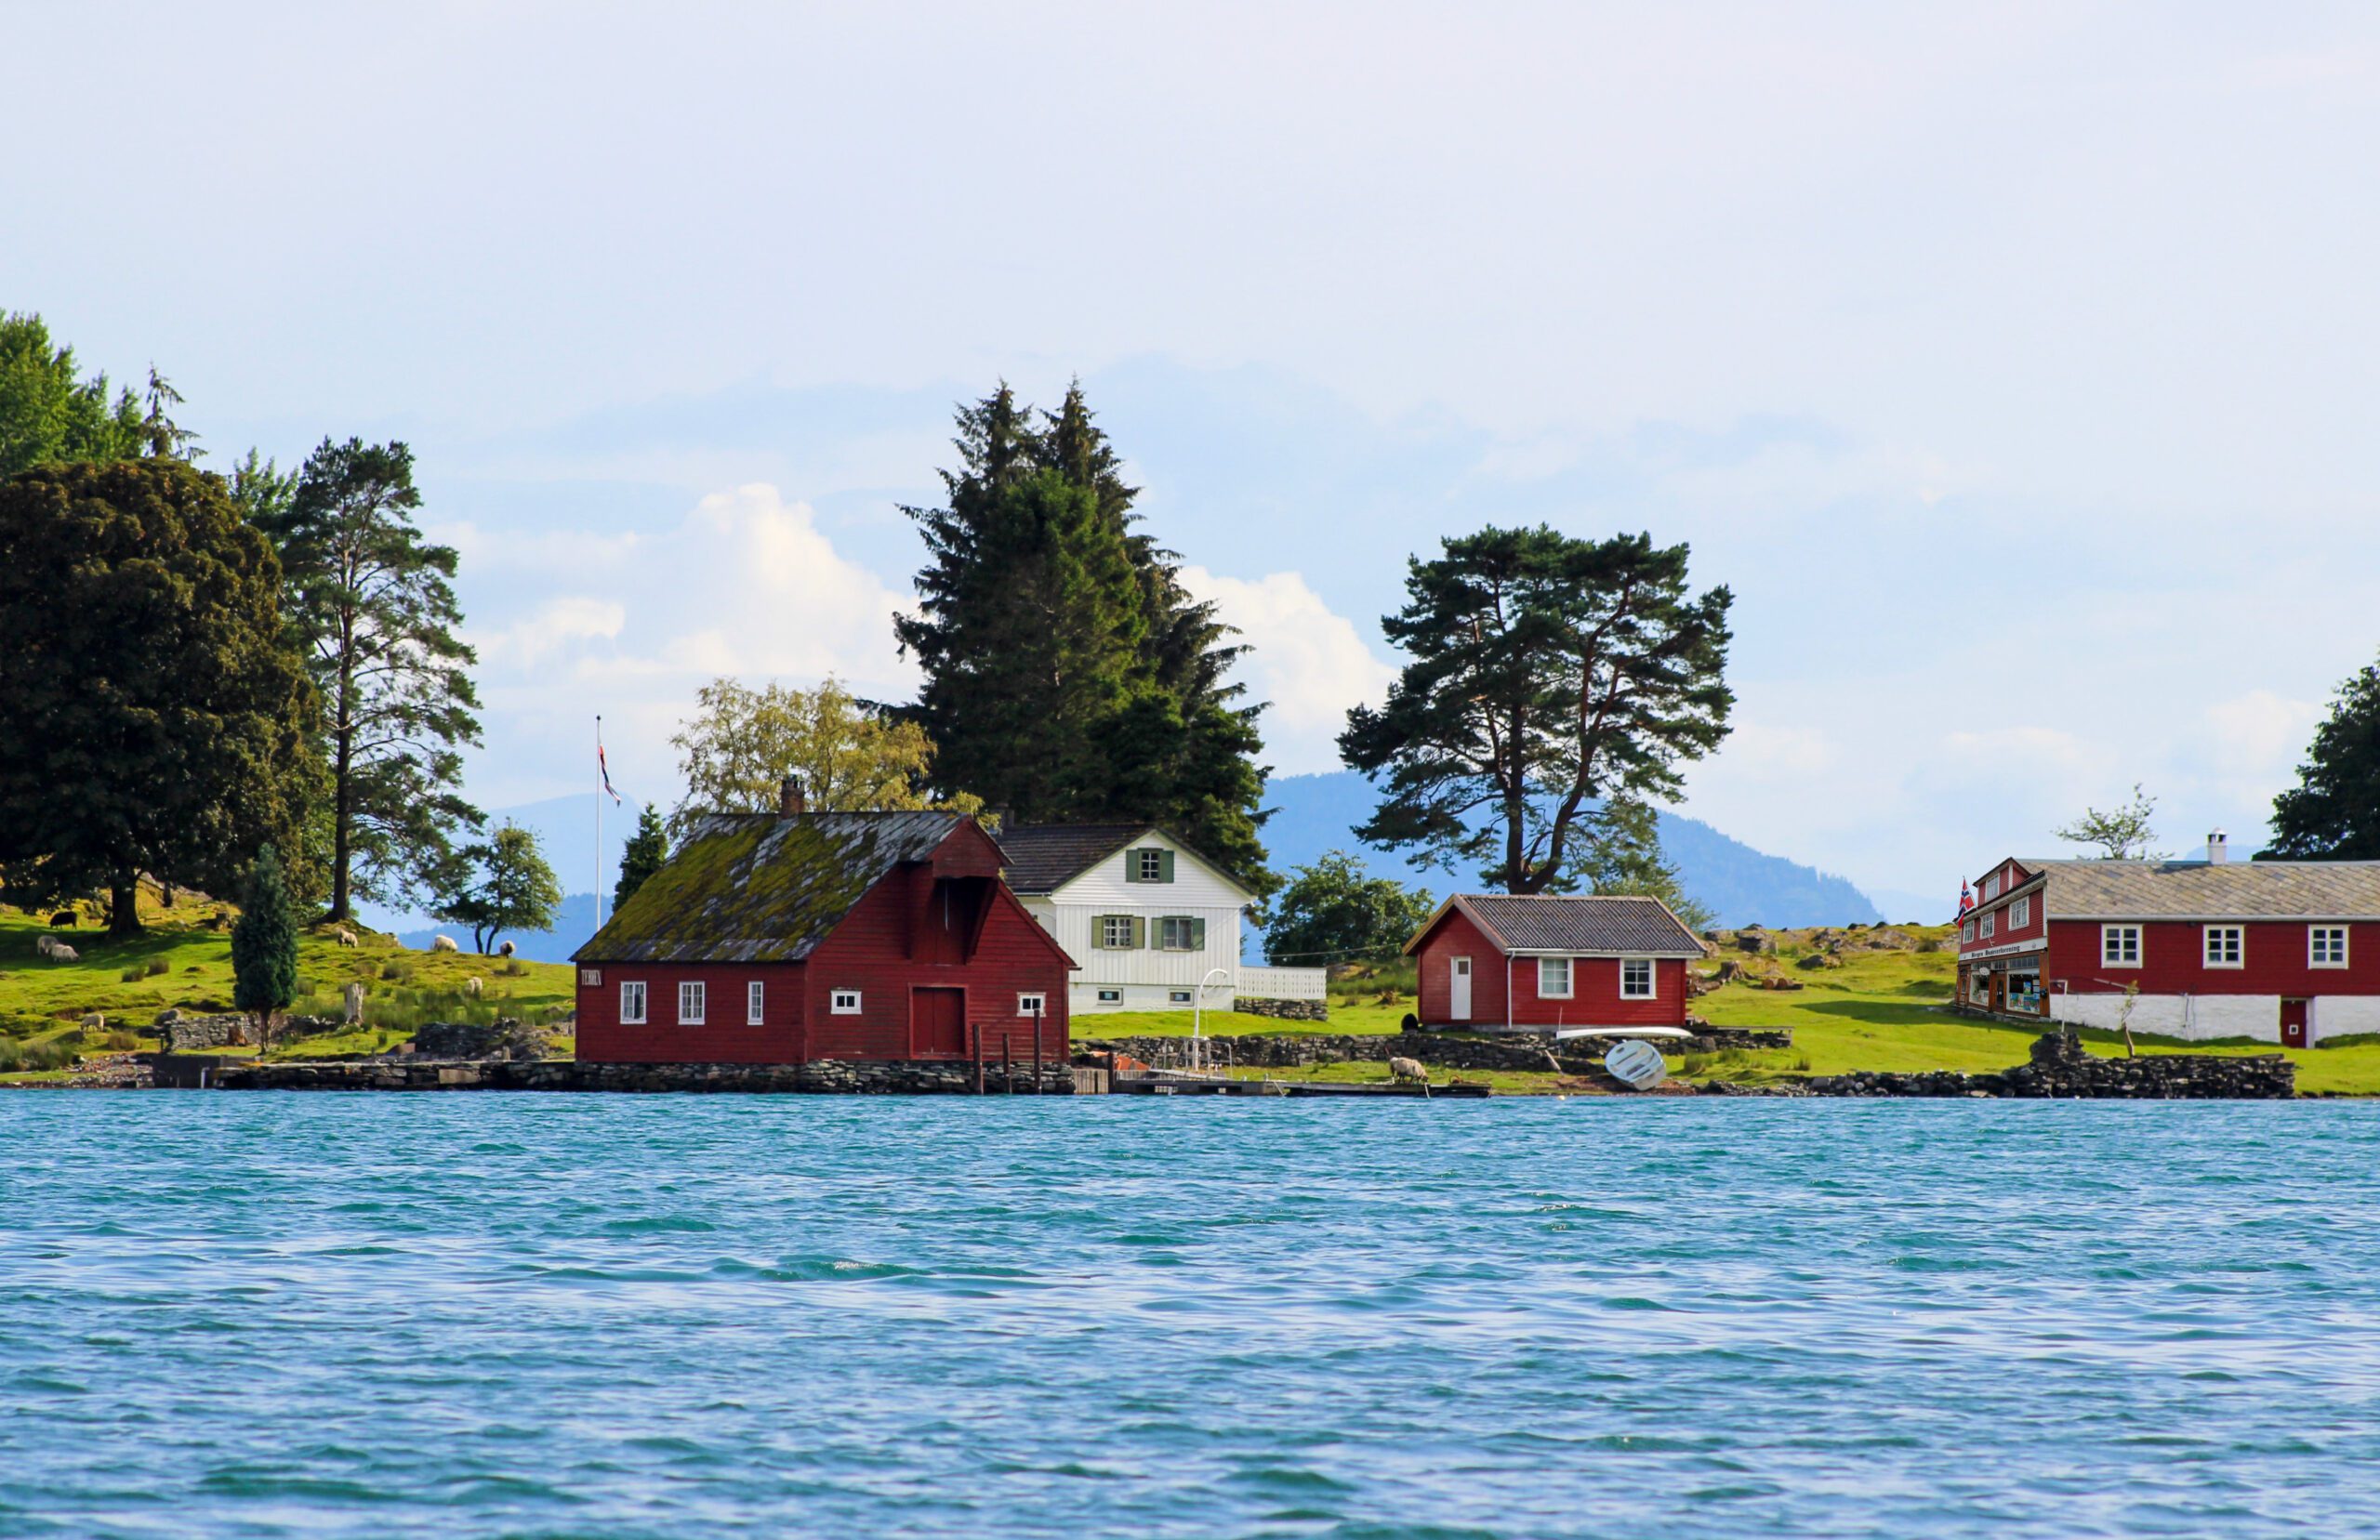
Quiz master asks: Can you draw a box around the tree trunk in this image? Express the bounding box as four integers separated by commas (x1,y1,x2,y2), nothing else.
329,717,353,923
108,871,142,938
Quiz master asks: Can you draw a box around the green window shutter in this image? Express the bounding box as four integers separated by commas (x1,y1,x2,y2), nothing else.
1124,850,1145,883
1130,915,1147,949
1190,916,1207,951
1091,915,1112,949
1158,849,1176,883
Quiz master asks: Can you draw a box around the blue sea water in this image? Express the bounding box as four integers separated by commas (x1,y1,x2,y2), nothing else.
3,1096,2378,1539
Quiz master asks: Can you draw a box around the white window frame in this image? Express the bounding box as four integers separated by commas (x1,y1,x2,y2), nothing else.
1537,956,1573,998
2203,925,2244,969
2311,925,2349,969
678,980,707,1025
579,967,602,986
2102,925,2141,967
1157,915,1198,951
1984,874,2002,901
1620,957,1655,1000
747,981,765,1025
619,980,647,1024
1169,989,1193,1004
830,988,862,1015
1980,913,1995,940
1135,849,1166,882
1960,920,1974,944
1099,915,1137,949
1096,988,1123,1004
2011,896,2030,928
1017,992,1047,1017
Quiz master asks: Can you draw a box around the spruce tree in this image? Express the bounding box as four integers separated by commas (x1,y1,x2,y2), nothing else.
231,844,299,1049
614,804,668,912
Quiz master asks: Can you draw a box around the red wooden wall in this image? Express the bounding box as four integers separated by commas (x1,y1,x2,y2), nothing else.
2040,919,2380,997
1414,909,1691,1029
576,961,808,1064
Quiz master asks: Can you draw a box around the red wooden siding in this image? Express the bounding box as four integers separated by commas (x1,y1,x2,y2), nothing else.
2041,918,2380,997
1416,909,1509,1025
576,961,807,1064
1414,909,1690,1029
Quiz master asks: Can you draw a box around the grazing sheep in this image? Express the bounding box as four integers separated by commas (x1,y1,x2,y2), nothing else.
430,935,459,954
465,977,483,997
80,1011,104,1033
1388,1056,1428,1085
49,911,75,928
496,940,516,958
337,929,358,948
49,943,78,963
35,936,57,959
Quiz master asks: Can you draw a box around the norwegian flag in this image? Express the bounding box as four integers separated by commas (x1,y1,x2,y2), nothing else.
599,741,623,805
1956,881,1975,918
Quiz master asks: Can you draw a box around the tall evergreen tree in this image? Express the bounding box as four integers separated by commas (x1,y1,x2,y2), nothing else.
898,384,1272,886
0,459,320,935
260,438,483,920
0,312,144,477
231,843,300,1049
2264,655,2380,859
614,804,668,913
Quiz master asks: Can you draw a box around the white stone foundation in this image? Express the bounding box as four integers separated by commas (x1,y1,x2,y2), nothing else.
2048,993,2373,1044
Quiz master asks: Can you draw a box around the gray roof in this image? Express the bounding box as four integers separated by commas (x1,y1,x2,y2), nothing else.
994,824,1150,895
1413,894,1709,956
2034,858,2380,919
575,810,965,964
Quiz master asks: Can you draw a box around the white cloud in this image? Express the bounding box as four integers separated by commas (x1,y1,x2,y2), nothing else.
472,596,625,668
1182,566,1397,775
2202,690,2323,783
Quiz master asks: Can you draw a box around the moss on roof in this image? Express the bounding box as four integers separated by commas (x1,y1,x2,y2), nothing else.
574,810,963,964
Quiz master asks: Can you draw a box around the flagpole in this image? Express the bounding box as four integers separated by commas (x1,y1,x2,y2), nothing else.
595,714,604,932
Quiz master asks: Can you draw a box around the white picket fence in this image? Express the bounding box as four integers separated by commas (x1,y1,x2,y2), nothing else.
1237,966,1329,1001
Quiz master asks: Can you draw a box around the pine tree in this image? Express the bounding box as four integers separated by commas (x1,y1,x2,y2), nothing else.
231,844,299,1050
614,804,668,912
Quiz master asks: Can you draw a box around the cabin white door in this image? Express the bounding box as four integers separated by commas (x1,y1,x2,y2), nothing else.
1449,955,1472,1020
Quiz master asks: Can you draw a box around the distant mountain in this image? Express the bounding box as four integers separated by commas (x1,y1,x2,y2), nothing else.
1255,770,1882,937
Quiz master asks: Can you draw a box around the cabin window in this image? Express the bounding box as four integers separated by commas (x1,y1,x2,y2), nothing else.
1980,913,1995,940
1960,920,1974,944
1984,875,2002,901
747,981,765,1025
2311,926,2349,968
1126,847,1175,883
1097,915,1144,949
1096,989,1122,1004
830,989,862,1015
1538,957,1573,998
1157,915,1205,951
2203,926,2244,968
2102,925,2141,966
1017,992,1047,1016
579,968,602,986
1620,958,1655,999
1169,990,1193,1004
619,981,647,1024
2011,896,2030,928
678,981,706,1025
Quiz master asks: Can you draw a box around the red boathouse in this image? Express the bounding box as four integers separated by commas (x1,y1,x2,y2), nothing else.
573,794,1074,1065
1405,894,1710,1033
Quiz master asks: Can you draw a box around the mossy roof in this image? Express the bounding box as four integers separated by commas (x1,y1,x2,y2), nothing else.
574,810,965,964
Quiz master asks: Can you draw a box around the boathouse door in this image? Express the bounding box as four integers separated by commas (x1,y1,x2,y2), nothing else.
912,987,967,1057
1449,956,1472,1020
2281,998,2308,1049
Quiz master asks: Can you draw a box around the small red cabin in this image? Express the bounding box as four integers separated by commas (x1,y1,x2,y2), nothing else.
573,808,1074,1065
1405,894,1709,1033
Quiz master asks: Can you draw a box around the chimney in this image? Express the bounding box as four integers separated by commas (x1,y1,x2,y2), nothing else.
2207,828,2228,864
778,775,806,817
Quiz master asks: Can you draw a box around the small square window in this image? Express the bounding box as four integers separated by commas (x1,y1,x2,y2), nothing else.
1620,958,1655,999
1017,993,1047,1017
1169,990,1192,1004
2103,925,2141,966
2203,926,2243,968
1136,849,1166,882
1538,957,1572,998
2312,926,2349,968
619,981,647,1024
678,981,706,1025
830,989,862,1015
1096,989,1122,1004
1100,915,1138,949
1158,915,1200,951
747,981,765,1025
579,967,602,986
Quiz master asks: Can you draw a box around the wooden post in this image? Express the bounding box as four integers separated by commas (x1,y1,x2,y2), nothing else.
1033,1003,1044,1093
972,1017,984,1095
1001,1031,1012,1094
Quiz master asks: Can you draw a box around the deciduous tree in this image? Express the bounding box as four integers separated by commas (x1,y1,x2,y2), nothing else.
1342,526,1733,894
260,438,482,919
2265,659,2380,859
1263,851,1435,966
434,822,562,955
669,675,978,842
0,460,320,935
2054,783,2163,861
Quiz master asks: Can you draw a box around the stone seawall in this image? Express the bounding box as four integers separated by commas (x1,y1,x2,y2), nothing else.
206,1060,1077,1094
1091,1028,1791,1075
1700,1029,2294,1099
1230,996,1329,1023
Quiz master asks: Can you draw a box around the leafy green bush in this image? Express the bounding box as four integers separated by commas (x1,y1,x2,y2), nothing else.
0,1038,76,1073
146,957,169,977
379,959,416,984
119,966,145,982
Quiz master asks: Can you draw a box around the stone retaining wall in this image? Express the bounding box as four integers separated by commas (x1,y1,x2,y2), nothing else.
205,1059,1076,1094
1699,1029,2294,1099
1229,996,1329,1023
1089,1028,1791,1075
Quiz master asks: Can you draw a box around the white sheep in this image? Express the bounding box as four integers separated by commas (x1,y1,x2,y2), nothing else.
50,942,78,963
465,977,483,997
1388,1056,1428,1085
35,936,57,959
81,1011,105,1033
496,940,516,958
337,929,358,948
430,935,459,954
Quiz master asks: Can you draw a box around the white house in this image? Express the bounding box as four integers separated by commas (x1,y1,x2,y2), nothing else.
995,823,1323,1012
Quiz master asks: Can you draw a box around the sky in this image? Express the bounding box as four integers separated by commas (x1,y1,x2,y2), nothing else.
7,2,2377,913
